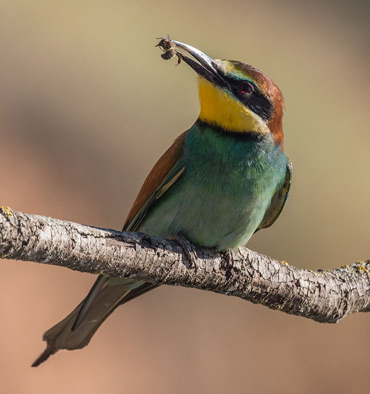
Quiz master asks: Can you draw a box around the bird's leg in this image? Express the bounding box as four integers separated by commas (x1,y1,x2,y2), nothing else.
173,234,197,270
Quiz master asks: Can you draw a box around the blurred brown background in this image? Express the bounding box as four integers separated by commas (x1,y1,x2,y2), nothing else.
1,1,369,393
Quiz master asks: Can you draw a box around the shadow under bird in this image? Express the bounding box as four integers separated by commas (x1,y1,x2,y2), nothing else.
32,37,292,366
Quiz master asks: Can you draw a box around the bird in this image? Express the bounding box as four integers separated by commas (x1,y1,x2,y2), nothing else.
32,37,292,366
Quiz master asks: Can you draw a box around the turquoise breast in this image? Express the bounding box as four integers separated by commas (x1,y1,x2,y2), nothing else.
139,124,288,250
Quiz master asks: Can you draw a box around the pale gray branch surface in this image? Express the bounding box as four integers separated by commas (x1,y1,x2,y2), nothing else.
1,208,369,323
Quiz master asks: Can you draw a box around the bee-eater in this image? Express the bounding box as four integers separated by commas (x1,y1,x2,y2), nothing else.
32,38,292,366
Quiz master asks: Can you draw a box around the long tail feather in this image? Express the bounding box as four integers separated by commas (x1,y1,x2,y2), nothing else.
72,275,108,331
32,278,157,367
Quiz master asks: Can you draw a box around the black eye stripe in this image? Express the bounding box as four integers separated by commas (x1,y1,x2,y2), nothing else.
216,73,273,121
226,81,273,121
244,91,273,121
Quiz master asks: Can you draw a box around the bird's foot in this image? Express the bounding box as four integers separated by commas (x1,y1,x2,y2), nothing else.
173,234,197,270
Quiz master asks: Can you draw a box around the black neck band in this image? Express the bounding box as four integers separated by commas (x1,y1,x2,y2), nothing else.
195,119,266,142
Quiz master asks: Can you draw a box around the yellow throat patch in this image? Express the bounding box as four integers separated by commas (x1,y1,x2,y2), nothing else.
198,77,268,134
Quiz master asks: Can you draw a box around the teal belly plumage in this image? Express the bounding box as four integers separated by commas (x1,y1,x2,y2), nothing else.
139,124,288,250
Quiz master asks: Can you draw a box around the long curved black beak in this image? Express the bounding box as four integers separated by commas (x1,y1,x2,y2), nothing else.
157,38,227,86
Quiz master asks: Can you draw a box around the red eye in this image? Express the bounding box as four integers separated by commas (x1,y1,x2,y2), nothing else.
240,83,253,95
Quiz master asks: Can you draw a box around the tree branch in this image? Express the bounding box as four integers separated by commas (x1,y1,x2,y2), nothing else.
1,207,369,323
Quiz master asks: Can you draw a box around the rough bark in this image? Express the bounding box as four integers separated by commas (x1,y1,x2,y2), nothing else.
1,207,369,323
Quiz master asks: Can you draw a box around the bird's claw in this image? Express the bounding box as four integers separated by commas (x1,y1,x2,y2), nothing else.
173,234,197,270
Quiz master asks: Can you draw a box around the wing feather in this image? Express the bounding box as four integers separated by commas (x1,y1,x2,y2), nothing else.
123,131,187,231
68,131,187,333
256,161,292,231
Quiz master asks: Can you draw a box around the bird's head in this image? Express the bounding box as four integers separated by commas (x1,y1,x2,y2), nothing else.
161,39,284,148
